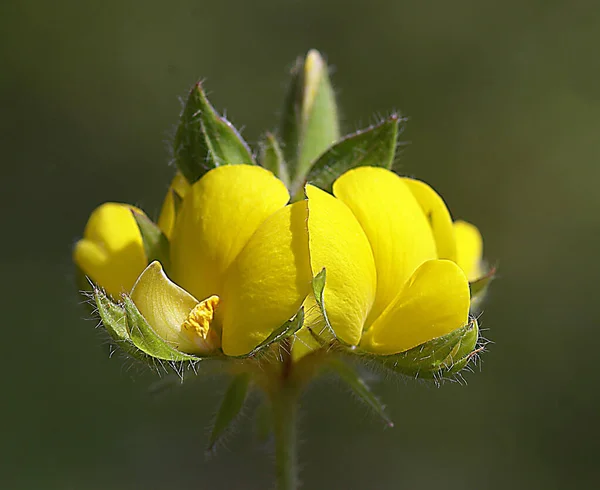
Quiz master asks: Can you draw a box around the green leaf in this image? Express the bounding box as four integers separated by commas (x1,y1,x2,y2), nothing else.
260,132,289,187
131,210,170,268
122,295,201,362
174,81,255,184
305,115,400,193
242,308,305,358
470,266,496,298
359,319,479,379
207,373,251,452
280,50,340,186
327,357,393,428
94,288,150,361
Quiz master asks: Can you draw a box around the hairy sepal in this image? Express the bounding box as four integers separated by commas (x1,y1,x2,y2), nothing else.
305,115,401,193
122,295,204,362
357,318,480,380
259,132,290,188
174,81,255,184
237,308,305,359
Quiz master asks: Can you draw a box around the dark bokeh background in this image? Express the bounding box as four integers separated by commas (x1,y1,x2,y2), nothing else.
2,1,599,488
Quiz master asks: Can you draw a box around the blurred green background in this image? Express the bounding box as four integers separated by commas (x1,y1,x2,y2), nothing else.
2,0,598,488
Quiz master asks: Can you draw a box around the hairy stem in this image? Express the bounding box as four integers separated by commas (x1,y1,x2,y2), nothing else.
271,386,298,490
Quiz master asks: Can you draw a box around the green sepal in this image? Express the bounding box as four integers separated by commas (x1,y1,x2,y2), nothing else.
280,50,340,187
327,357,394,428
358,319,480,380
93,288,151,362
310,268,332,339
174,81,255,184
259,132,289,187
207,373,251,452
75,266,94,295
308,268,352,347
439,319,480,375
122,295,201,362
131,210,170,269
305,115,400,193
470,266,496,299
240,308,305,358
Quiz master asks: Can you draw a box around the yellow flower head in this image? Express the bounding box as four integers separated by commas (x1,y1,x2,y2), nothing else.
75,164,485,360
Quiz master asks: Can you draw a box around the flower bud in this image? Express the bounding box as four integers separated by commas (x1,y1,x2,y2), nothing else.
73,203,147,298
280,49,340,187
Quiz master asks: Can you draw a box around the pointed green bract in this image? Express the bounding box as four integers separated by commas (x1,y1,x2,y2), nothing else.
207,373,251,452
174,82,255,184
305,115,400,193
95,289,128,340
131,210,170,269
327,357,394,427
260,132,290,187
470,266,496,299
359,319,479,379
439,319,480,374
122,295,201,362
311,268,333,340
94,288,151,361
242,308,305,358
280,50,340,187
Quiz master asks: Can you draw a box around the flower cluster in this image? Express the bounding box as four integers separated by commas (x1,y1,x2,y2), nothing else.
74,50,492,386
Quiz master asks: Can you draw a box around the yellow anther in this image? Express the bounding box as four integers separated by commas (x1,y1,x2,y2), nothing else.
181,295,221,351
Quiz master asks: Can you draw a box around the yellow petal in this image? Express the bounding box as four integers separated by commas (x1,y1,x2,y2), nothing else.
402,177,457,262
170,165,290,302
454,220,483,281
158,172,190,240
221,201,312,357
73,202,147,298
333,167,437,327
130,261,220,354
306,185,376,345
361,260,470,355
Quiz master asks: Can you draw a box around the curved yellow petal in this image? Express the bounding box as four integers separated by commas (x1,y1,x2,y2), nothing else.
361,260,470,355
306,185,376,345
170,165,290,302
73,202,147,298
221,201,312,356
158,172,190,240
454,220,483,281
130,261,219,354
333,167,437,327
402,178,457,262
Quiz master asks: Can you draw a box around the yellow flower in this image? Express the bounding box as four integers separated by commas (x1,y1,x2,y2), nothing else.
73,174,189,299
76,164,483,361
300,166,482,356
127,165,312,357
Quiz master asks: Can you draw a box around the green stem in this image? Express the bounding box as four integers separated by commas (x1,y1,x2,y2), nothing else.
270,382,299,490
269,345,301,490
